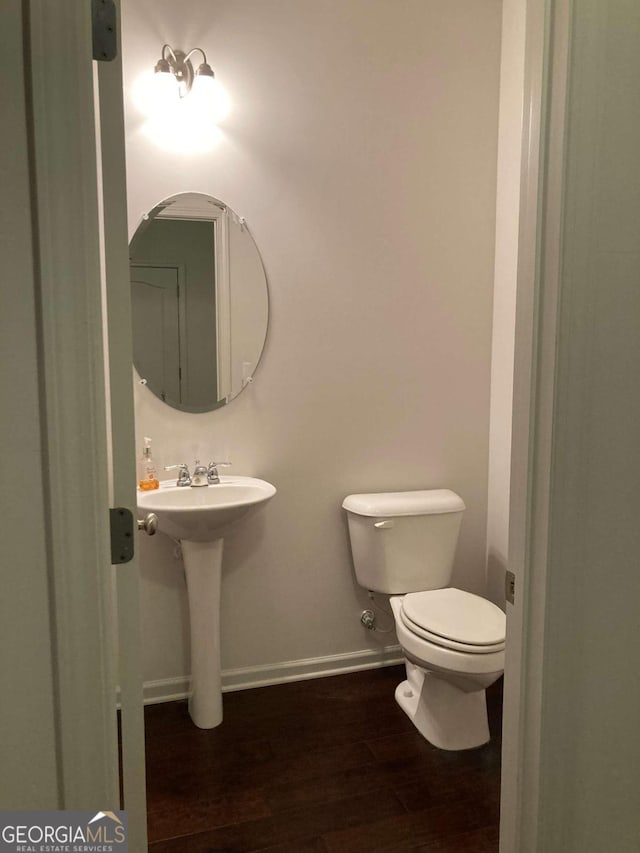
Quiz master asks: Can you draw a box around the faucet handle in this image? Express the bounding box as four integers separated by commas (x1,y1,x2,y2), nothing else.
164,463,191,486
207,461,231,484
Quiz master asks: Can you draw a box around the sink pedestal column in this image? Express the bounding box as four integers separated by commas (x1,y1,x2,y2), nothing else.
181,538,224,729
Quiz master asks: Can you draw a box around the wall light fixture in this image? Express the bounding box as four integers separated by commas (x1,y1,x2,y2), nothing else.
148,44,230,122
154,45,210,97
133,43,231,152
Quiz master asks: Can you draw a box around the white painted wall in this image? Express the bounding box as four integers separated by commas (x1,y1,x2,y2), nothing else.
122,0,502,689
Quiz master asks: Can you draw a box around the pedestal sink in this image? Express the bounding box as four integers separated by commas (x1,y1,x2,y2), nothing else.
138,476,276,728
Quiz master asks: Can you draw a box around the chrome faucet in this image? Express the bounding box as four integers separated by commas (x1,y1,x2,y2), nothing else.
191,460,209,487
164,463,191,487
164,460,231,486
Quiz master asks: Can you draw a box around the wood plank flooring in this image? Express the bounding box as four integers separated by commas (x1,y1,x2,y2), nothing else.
145,665,502,852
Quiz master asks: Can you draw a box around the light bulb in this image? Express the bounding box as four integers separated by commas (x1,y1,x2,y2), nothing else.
191,74,231,123
132,70,179,118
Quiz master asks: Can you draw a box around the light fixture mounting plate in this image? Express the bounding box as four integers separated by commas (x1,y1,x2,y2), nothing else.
171,50,194,97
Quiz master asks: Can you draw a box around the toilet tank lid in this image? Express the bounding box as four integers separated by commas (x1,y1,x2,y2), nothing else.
342,489,465,518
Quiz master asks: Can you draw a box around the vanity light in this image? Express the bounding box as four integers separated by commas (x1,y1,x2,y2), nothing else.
147,44,230,122
132,43,230,152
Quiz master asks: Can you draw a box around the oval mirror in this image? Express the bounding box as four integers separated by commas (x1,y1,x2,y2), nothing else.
130,192,268,412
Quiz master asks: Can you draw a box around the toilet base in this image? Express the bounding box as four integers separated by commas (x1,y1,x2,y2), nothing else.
395,661,490,751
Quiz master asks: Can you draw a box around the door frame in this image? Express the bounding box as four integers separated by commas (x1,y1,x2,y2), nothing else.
96,0,149,847
500,0,571,849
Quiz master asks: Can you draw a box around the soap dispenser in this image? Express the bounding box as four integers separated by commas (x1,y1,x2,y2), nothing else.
138,436,159,491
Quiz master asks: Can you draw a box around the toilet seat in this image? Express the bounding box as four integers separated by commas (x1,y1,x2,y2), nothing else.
390,596,505,676
400,588,506,654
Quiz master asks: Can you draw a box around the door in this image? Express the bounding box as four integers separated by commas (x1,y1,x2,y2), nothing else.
131,264,182,405
3,0,148,839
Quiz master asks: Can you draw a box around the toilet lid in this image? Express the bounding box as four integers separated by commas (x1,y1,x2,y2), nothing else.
401,588,506,652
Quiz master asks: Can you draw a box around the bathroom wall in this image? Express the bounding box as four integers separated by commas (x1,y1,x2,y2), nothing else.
122,0,502,692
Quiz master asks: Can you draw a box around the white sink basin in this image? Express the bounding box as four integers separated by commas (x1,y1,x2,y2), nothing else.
137,475,276,541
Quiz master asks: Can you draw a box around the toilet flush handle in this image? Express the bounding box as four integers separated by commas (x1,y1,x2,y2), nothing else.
374,519,394,529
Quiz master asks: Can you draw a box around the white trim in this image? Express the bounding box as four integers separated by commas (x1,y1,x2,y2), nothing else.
215,208,232,400
156,207,225,221
499,0,550,846
501,0,572,851
97,0,149,846
155,195,226,221
143,676,193,706
141,646,404,705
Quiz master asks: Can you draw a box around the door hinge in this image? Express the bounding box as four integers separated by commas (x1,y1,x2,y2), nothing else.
505,570,516,605
110,507,134,564
92,0,117,62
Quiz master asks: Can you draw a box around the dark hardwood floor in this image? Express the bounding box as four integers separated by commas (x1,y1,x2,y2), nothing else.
145,665,502,852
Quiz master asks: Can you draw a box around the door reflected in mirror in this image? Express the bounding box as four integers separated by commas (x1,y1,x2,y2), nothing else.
130,192,268,412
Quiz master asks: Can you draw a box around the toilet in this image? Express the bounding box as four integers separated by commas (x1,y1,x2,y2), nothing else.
343,489,505,751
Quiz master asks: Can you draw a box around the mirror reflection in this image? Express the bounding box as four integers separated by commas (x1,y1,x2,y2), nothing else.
130,192,268,412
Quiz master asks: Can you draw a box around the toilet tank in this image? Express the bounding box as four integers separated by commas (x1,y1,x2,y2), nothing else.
342,490,466,594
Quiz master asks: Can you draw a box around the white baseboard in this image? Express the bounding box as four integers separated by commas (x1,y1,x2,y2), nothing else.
142,645,404,706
